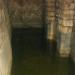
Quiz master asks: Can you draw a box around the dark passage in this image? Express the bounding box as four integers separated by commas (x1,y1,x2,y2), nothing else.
11,28,73,75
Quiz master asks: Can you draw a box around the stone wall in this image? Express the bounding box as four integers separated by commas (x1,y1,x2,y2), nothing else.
0,0,12,75
4,0,75,59
8,0,43,28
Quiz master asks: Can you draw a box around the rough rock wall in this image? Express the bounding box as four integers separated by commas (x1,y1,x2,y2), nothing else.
8,0,43,28
0,0,12,75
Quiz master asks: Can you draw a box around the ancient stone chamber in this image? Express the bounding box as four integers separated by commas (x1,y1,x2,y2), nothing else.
0,0,75,75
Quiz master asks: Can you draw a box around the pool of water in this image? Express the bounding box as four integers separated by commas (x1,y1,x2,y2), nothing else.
11,28,74,75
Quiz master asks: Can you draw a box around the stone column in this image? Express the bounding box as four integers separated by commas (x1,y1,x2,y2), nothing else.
47,0,56,41
57,0,74,57
0,0,12,75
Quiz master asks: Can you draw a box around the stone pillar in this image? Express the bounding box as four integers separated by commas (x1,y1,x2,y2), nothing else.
47,0,56,41
0,0,12,75
57,0,74,57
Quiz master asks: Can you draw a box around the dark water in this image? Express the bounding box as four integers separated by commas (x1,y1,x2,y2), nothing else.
11,28,74,75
